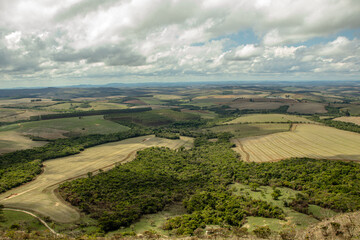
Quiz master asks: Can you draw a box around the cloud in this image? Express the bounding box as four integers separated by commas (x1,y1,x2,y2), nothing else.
0,0,359,87
225,44,263,61
53,45,146,66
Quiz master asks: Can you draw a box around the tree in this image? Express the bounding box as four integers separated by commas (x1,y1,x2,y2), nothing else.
0,204,4,222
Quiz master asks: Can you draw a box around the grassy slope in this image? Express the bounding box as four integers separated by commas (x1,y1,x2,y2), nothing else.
1,210,47,231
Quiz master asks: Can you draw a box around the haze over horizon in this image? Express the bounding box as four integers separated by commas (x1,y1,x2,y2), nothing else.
0,0,359,88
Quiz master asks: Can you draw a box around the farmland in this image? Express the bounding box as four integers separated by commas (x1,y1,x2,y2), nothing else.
226,114,313,124
0,131,46,154
209,123,290,138
233,124,360,162
287,102,327,114
0,135,192,223
334,116,360,125
0,115,129,140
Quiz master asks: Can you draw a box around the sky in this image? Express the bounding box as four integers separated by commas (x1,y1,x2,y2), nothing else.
0,0,359,88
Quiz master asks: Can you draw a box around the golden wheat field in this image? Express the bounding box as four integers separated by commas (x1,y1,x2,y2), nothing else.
333,116,360,126
232,124,360,162
0,135,192,223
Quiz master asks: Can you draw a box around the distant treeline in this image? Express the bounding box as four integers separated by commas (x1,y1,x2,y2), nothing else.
0,128,151,193
29,107,152,120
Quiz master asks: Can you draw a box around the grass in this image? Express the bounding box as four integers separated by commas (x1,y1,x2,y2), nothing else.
211,123,290,138
308,205,338,220
233,124,360,162
231,183,335,232
0,135,193,223
0,210,47,231
0,116,129,139
226,114,313,124
334,116,360,125
109,203,187,236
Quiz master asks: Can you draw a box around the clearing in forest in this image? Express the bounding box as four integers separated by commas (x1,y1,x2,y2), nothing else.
233,124,360,162
0,135,192,223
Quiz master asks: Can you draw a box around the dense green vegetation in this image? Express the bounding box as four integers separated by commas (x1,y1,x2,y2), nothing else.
0,128,151,193
163,190,284,235
235,158,360,212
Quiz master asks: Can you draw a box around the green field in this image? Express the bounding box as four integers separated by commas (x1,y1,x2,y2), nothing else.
0,115,129,139
107,109,200,127
210,123,290,138
1,210,47,231
227,114,313,124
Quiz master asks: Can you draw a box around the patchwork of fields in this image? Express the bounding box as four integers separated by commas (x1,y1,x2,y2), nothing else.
233,124,360,162
0,135,192,223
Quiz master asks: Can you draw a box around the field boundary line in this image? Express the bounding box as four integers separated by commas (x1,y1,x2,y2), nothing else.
234,139,250,162
4,208,60,236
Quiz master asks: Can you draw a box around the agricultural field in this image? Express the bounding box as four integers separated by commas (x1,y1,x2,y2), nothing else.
334,116,360,125
0,116,129,140
230,101,288,110
106,109,200,127
153,94,184,100
232,124,360,162
0,131,46,154
0,135,193,223
209,123,290,138
226,114,313,124
0,108,55,122
181,109,218,119
287,102,327,114
43,102,128,111
342,105,360,115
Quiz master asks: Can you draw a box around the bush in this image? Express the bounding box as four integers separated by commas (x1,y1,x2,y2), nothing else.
253,226,271,239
